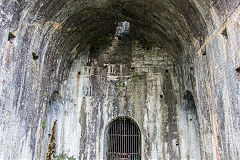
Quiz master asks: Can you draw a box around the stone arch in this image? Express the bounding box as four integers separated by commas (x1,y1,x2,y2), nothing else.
0,0,239,159
105,117,141,160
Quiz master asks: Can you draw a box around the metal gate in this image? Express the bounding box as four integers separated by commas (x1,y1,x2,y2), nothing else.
107,117,141,160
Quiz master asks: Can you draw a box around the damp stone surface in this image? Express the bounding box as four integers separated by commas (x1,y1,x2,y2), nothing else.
0,1,240,160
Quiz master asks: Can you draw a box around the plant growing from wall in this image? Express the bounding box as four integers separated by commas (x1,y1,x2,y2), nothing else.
116,83,126,88
54,153,67,160
42,120,46,129
131,72,146,82
54,152,76,160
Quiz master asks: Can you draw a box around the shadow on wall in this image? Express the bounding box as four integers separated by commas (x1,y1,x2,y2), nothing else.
183,90,198,119
181,90,201,159
42,90,64,160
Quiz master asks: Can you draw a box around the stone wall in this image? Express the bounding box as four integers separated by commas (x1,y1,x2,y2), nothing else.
0,0,239,160
39,39,201,159
194,9,240,159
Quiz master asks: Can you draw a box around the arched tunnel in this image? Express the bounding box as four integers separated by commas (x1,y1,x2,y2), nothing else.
0,0,240,159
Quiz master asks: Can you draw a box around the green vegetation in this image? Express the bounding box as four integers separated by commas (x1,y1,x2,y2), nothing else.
42,120,46,129
117,83,126,88
54,152,76,160
131,72,146,82
44,91,47,96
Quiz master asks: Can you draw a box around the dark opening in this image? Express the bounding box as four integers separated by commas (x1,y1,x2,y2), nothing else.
221,28,228,38
86,62,91,66
236,67,240,73
117,36,122,41
202,51,206,56
49,90,60,104
160,95,164,98
107,117,141,160
32,52,39,60
183,90,197,112
8,32,16,41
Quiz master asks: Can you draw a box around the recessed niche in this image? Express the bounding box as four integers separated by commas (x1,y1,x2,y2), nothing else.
86,62,91,66
165,69,169,73
130,67,135,71
221,28,228,38
78,72,81,75
202,51,206,56
32,52,39,60
117,36,122,40
236,67,240,73
160,95,164,98
49,90,60,103
8,32,16,41
190,66,194,70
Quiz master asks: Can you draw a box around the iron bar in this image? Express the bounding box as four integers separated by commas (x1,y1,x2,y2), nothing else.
107,118,141,160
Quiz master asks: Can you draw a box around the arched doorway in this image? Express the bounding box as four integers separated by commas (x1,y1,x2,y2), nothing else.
107,117,141,160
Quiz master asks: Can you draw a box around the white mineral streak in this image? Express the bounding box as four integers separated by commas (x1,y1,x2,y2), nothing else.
38,43,202,159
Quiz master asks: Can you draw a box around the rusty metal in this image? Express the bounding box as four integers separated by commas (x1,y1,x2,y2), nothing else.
107,117,141,160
